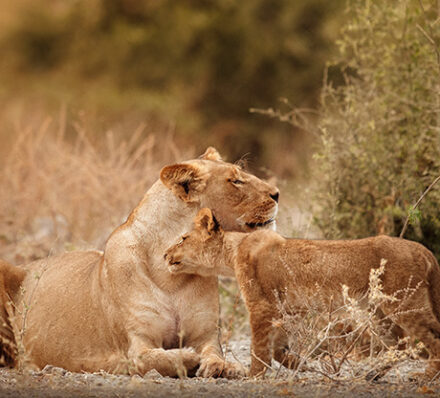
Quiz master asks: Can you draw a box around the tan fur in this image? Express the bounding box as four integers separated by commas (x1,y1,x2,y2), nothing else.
0,260,26,365
2,148,279,377
166,208,440,378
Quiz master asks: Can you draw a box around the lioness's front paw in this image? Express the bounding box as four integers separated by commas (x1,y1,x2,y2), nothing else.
197,357,246,379
179,348,201,375
222,361,247,379
197,357,224,378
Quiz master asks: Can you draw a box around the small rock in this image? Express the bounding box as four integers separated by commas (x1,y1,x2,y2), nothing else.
128,374,144,389
143,369,163,379
42,365,67,376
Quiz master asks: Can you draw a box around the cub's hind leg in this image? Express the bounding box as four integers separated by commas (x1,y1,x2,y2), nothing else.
386,288,440,380
272,328,299,370
404,317,440,379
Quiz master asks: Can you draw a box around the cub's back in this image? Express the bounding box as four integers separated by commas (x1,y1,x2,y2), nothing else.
235,233,435,299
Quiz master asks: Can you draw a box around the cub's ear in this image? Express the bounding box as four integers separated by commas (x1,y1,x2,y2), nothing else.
200,147,222,161
195,208,222,236
160,163,207,202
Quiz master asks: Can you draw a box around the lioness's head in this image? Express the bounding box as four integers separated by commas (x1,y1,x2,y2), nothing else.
160,147,279,232
165,208,229,277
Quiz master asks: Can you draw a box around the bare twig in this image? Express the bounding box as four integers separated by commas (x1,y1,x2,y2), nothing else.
417,0,440,74
251,351,276,375
335,324,369,374
399,175,440,238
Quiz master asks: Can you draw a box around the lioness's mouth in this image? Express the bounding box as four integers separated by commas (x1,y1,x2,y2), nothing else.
246,218,275,229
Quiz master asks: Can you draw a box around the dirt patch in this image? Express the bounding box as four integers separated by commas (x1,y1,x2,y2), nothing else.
0,367,438,398
0,339,439,398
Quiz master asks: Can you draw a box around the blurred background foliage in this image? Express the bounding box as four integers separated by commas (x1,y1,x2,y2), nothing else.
0,0,344,176
1,0,440,261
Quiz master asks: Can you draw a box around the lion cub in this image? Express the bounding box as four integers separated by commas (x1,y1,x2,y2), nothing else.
165,208,440,378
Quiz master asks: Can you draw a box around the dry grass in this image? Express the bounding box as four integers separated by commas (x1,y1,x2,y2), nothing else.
0,112,192,265
271,260,425,382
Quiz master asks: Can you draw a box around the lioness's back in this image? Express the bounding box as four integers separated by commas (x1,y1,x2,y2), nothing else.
16,250,123,371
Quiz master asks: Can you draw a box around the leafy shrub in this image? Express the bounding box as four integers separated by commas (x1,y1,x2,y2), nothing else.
313,0,440,257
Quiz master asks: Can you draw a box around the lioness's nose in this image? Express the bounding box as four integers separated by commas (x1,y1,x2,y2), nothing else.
270,191,279,203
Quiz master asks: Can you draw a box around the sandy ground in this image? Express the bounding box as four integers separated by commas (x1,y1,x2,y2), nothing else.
1,339,439,398
0,365,439,398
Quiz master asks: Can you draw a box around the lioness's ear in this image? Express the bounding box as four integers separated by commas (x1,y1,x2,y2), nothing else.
195,208,221,235
160,163,207,202
200,147,222,161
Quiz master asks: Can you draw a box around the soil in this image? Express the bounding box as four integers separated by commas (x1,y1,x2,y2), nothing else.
1,339,439,398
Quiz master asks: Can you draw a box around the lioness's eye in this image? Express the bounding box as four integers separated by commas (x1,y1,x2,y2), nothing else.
177,236,187,245
229,179,244,185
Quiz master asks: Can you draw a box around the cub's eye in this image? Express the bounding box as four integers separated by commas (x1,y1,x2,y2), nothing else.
229,179,244,185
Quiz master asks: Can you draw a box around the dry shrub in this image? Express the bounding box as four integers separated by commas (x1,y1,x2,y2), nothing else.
0,115,192,264
274,260,424,381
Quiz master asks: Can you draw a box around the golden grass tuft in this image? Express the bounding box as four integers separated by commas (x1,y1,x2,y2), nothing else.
0,114,192,264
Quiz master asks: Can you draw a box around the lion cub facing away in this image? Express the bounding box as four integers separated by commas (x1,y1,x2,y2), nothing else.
165,208,440,378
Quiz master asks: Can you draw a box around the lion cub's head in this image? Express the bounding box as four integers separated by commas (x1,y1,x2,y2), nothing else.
165,208,231,277
160,147,279,232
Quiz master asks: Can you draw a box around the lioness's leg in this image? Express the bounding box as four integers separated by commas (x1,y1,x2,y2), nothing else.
191,334,246,379
128,342,200,377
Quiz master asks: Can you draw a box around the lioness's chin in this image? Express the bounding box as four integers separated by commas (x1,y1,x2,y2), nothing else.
245,219,276,232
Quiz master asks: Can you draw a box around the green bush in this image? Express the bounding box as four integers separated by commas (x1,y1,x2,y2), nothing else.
313,0,440,257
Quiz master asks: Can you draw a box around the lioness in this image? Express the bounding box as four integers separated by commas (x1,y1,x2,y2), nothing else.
165,208,440,378
2,148,279,377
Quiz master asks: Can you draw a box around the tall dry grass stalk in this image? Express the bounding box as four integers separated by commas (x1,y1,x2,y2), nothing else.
273,261,424,381
0,114,192,264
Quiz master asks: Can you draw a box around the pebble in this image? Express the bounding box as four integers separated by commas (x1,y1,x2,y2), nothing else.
215,378,229,384
144,369,163,379
128,374,145,389
42,365,67,376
